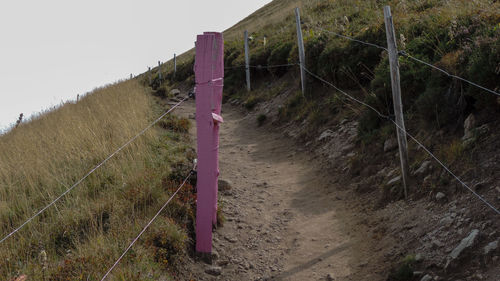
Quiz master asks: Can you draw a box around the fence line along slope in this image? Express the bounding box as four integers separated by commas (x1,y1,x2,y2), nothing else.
158,0,500,280
0,80,196,280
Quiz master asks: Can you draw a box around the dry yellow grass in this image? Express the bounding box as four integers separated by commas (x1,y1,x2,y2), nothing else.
0,79,192,279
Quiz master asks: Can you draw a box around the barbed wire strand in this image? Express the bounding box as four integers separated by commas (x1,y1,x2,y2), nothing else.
302,65,500,215
100,170,194,281
0,96,189,245
400,52,500,97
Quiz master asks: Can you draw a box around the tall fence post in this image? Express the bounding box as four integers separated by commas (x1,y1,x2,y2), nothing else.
244,30,251,92
148,67,151,85
174,53,177,79
384,6,409,198
295,7,306,96
158,61,162,84
195,32,224,255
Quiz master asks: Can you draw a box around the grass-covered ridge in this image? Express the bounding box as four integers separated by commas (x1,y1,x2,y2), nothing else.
156,0,499,142
0,80,195,280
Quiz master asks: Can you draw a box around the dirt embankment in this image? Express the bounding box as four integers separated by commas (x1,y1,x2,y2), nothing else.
168,86,499,281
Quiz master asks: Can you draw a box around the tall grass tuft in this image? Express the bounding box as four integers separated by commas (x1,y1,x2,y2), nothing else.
0,80,193,279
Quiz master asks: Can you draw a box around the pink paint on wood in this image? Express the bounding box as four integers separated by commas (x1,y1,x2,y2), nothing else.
195,32,224,253
204,32,224,227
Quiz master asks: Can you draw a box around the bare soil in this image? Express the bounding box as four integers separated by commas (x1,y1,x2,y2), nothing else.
175,99,387,280
168,90,499,281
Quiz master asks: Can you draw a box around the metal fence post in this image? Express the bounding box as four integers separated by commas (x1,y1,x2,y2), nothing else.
174,53,177,79
384,6,410,198
158,61,162,84
295,7,306,96
244,30,251,92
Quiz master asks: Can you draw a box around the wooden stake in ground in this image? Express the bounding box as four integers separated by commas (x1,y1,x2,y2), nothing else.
174,53,177,79
194,32,224,254
295,7,306,96
148,67,151,85
158,61,162,84
244,30,251,92
384,6,409,198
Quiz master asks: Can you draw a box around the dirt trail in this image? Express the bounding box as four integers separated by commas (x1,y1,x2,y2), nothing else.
176,99,385,281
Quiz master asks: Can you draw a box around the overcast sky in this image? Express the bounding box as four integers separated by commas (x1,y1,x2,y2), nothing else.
0,0,272,132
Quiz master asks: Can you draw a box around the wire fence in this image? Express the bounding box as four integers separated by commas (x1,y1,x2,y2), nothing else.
100,168,195,280
1,5,499,279
220,15,500,215
307,24,499,97
302,65,500,215
224,63,299,70
0,96,189,244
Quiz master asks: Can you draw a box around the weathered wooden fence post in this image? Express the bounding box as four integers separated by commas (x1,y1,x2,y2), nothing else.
174,53,177,79
148,67,152,85
158,61,162,84
195,32,224,254
295,7,306,96
384,6,409,198
244,30,251,92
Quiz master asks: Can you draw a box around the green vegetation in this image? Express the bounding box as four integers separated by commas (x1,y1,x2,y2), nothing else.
388,254,416,281
0,80,195,280
257,114,267,126
156,0,499,146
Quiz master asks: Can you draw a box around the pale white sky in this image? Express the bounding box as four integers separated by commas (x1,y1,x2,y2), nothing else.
0,0,272,132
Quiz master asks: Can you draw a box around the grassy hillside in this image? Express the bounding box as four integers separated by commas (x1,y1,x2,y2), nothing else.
156,0,499,158
0,80,195,280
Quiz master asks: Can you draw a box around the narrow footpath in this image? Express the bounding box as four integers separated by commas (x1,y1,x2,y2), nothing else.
175,99,386,281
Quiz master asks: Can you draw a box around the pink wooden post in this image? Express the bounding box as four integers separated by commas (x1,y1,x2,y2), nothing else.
195,32,224,254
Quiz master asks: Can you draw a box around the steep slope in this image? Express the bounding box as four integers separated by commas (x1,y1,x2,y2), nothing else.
0,80,196,280
154,0,500,280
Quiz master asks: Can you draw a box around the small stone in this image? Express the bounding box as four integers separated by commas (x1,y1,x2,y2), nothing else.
415,253,423,262
218,260,229,266
224,236,238,243
413,161,432,176
218,179,232,191
440,216,453,227
420,275,433,281
431,238,445,248
326,273,335,281
387,176,401,187
211,249,219,261
205,266,222,276
446,229,480,269
384,138,398,152
462,114,476,140
318,129,335,141
436,192,446,201
170,89,181,96
476,124,490,136
413,271,424,276
483,240,498,255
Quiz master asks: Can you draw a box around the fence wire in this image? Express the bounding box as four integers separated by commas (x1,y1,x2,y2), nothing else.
302,65,500,216
100,169,194,281
0,97,189,244
400,51,500,97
